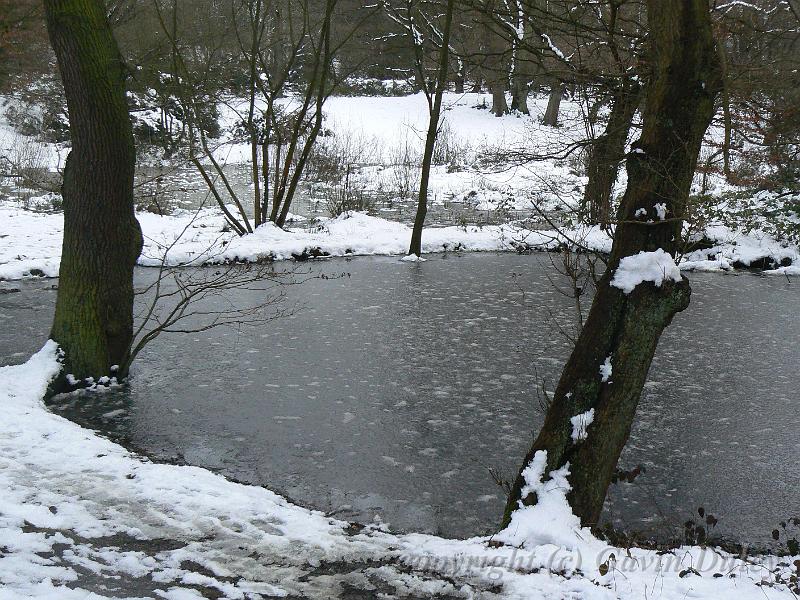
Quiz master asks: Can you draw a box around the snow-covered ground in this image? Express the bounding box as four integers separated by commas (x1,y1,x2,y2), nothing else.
2,343,799,599
2,203,798,281
2,90,797,281
0,206,602,279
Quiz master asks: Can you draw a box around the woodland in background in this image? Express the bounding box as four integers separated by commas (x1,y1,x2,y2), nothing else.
3,0,798,208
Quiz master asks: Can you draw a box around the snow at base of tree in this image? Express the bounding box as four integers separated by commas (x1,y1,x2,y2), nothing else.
571,409,596,442
610,249,682,294
494,451,593,552
399,253,427,262
1,345,798,599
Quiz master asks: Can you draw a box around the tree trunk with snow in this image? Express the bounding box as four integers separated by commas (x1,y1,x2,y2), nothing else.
542,83,563,126
502,0,722,529
453,58,465,94
45,0,143,387
583,82,641,226
509,7,533,116
408,0,454,256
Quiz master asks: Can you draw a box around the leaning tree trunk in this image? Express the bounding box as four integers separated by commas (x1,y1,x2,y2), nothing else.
583,82,641,227
502,0,722,529
542,83,563,126
45,0,143,386
408,0,454,256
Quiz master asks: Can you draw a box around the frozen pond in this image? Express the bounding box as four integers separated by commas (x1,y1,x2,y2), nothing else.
2,253,798,545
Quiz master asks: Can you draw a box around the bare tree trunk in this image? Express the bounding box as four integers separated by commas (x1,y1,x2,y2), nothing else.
510,77,530,114
716,30,732,179
502,0,722,530
247,0,264,226
470,71,482,93
491,83,509,117
45,0,143,387
542,83,563,126
583,83,641,226
408,0,455,256
509,6,532,115
481,1,508,117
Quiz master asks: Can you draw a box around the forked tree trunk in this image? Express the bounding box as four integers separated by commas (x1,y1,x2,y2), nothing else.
542,83,563,126
408,0,454,256
502,0,722,529
583,83,641,226
45,0,143,387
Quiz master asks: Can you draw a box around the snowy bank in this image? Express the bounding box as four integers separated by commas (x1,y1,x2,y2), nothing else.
0,206,595,280
1,344,798,599
681,225,800,275
3,204,797,281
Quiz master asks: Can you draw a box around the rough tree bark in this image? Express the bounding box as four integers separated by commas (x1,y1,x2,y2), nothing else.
583,82,641,226
44,0,143,385
408,0,455,256
502,0,722,529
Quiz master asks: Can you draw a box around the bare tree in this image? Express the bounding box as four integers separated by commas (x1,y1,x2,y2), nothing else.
384,0,456,257
152,0,375,234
